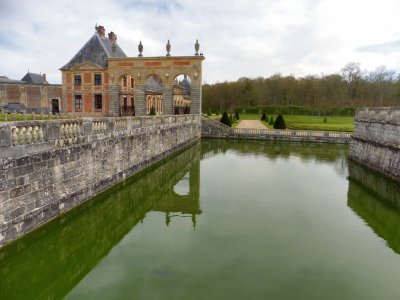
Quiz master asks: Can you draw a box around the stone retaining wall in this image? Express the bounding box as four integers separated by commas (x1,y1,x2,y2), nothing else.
349,107,400,181
0,115,201,247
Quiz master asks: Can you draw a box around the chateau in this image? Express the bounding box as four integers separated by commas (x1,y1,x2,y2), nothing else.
60,25,204,116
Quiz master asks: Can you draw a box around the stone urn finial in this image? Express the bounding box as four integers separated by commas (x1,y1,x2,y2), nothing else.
195,39,200,56
166,40,171,56
138,41,143,57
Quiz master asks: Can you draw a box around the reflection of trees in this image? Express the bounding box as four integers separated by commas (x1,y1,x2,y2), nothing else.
348,161,400,254
0,142,201,300
201,139,348,166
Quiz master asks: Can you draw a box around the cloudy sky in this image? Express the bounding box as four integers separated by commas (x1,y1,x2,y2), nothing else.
1,0,400,84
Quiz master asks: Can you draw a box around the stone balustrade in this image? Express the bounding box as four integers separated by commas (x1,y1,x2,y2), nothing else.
0,115,201,159
355,107,400,125
201,117,351,143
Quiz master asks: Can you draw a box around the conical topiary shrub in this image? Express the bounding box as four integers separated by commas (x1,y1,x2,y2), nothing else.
269,116,274,125
235,112,240,120
273,114,286,129
220,112,232,127
261,112,267,121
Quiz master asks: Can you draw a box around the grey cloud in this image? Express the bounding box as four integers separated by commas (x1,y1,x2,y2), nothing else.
357,39,400,54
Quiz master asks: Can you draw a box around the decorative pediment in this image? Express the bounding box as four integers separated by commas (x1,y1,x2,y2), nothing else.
69,61,104,71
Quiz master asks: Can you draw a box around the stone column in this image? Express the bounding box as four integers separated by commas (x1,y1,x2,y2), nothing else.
191,84,202,114
162,84,173,115
134,84,146,116
109,83,120,116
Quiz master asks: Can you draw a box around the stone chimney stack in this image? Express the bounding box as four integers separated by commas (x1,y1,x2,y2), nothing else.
108,31,117,44
43,73,46,81
95,24,106,38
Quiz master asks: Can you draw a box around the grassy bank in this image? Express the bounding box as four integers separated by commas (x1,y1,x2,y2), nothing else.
235,114,354,131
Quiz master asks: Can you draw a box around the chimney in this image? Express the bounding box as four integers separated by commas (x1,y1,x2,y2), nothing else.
95,24,106,38
43,73,47,81
108,31,117,44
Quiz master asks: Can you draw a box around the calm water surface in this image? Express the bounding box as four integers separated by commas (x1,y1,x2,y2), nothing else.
1,140,400,299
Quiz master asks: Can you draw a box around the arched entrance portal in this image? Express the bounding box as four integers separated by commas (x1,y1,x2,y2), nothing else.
119,74,135,116
145,75,163,115
173,74,191,114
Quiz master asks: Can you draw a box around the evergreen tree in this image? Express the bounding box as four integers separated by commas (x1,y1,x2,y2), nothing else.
261,112,267,121
229,113,234,125
207,109,212,116
220,112,232,127
149,106,156,115
273,114,286,129
269,116,274,125
235,112,240,120
323,117,327,123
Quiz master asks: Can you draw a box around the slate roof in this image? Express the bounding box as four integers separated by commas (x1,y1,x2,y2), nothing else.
0,76,25,84
175,75,191,97
61,32,127,70
145,76,163,94
20,72,48,84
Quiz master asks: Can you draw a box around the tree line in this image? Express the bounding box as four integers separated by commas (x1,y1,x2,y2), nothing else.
202,62,400,115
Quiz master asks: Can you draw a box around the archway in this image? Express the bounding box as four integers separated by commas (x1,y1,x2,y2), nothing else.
119,74,135,116
145,75,163,115
173,74,191,115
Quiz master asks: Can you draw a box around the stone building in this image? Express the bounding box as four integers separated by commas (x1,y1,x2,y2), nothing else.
60,24,204,116
0,73,61,113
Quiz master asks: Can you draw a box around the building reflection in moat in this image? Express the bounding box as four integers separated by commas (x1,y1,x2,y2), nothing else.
0,142,201,300
347,160,400,254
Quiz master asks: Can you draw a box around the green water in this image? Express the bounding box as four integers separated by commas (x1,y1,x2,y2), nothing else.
1,140,400,300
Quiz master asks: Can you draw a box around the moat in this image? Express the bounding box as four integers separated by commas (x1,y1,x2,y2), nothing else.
1,139,400,300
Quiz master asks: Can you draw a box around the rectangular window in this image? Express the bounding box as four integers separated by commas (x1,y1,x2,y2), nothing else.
130,77,134,87
94,94,103,110
74,95,82,109
94,73,102,85
74,74,81,86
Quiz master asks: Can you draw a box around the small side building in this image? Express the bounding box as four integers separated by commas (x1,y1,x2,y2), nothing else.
0,73,61,113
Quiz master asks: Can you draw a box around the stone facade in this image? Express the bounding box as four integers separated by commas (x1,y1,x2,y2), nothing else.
349,107,400,181
0,81,61,113
0,115,201,247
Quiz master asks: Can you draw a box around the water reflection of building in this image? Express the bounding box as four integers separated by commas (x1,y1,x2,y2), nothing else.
152,158,201,227
347,161,400,254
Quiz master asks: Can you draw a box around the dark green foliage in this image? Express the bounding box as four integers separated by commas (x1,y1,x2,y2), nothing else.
323,117,327,123
229,114,234,125
207,109,212,116
269,116,274,125
273,114,286,129
235,112,240,120
149,106,156,115
261,113,267,121
220,112,232,127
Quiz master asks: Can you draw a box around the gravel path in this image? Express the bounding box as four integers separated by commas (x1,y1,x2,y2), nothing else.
236,120,267,129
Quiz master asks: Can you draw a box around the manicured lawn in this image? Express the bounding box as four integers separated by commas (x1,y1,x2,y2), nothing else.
0,113,69,122
237,114,354,132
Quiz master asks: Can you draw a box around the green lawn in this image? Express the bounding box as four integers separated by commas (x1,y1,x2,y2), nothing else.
0,113,70,122
237,114,354,132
